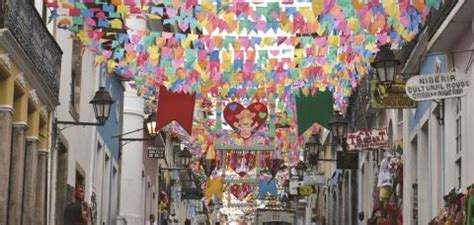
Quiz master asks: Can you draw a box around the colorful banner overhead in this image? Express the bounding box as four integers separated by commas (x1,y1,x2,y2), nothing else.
46,0,444,207
370,80,416,108
296,89,334,135
155,86,196,135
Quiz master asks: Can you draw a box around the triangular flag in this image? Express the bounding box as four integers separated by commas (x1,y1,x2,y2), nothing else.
296,89,333,135
156,86,196,135
204,177,224,199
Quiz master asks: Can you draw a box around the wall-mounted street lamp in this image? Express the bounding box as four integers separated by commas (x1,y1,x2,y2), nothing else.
371,45,401,87
57,87,114,126
145,112,158,137
295,161,307,179
114,112,159,142
178,147,193,168
305,134,322,166
327,112,349,144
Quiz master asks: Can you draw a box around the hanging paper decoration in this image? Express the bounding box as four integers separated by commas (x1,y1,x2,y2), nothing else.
155,86,196,135
229,152,256,177
296,89,334,135
47,0,445,211
223,102,268,139
204,176,224,200
229,183,253,201
258,179,278,199
204,144,218,177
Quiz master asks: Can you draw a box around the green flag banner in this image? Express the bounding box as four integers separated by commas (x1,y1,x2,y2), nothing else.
296,90,333,136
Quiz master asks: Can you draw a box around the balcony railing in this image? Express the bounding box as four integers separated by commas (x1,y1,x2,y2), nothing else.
0,0,62,98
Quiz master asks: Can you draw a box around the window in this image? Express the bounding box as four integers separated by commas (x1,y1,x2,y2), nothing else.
93,142,102,187
455,159,461,188
70,40,82,120
397,109,403,139
455,98,462,154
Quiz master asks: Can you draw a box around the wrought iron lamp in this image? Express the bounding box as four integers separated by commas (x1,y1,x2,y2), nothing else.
145,112,158,137
328,112,349,143
295,161,307,178
57,87,114,126
178,147,193,167
371,45,401,87
305,134,322,166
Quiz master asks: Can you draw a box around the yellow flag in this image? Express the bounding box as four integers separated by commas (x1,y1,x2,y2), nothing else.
300,7,316,23
204,177,224,199
117,4,127,13
221,51,232,72
148,46,159,60
311,0,323,16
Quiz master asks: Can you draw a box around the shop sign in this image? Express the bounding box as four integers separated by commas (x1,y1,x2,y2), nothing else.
303,173,326,186
336,152,359,170
346,128,388,151
298,185,315,196
181,188,203,200
405,71,471,101
148,146,165,158
370,80,416,108
289,180,304,195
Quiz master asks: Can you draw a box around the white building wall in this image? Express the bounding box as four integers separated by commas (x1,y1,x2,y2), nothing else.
463,19,474,191
402,12,474,225
49,21,101,225
118,85,147,225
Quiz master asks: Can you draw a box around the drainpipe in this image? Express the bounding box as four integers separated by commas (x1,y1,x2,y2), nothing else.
440,100,445,206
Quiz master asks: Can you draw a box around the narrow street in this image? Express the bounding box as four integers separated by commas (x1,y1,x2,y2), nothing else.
0,0,473,225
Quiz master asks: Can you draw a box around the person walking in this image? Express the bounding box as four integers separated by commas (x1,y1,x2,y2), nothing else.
146,214,158,225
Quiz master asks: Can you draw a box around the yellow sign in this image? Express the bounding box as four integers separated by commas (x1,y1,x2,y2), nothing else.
370,80,416,109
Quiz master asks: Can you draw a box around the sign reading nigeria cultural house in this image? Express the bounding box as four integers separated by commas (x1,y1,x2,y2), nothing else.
405,71,471,101
370,80,416,109
346,128,389,151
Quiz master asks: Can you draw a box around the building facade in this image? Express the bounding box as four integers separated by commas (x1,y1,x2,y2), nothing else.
117,84,162,225
0,1,62,225
401,0,473,224
354,1,474,225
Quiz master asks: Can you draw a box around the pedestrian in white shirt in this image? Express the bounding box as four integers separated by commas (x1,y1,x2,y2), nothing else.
146,214,158,225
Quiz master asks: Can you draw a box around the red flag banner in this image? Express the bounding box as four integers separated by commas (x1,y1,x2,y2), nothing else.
155,86,196,135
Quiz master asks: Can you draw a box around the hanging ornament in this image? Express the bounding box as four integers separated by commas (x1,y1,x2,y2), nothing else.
229,183,252,201
223,102,268,139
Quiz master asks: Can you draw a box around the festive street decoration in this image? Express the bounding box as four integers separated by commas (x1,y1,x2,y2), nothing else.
47,0,445,212
229,152,257,177
296,89,333,135
229,183,253,201
47,0,440,111
224,102,268,139
258,179,278,199
204,176,224,199
155,86,196,135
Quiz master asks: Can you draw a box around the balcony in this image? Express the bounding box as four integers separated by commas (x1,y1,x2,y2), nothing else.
0,0,62,98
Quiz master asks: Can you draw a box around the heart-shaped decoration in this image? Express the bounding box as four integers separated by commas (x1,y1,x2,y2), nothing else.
229,152,256,177
223,102,268,139
178,21,189,32
229,184,252,201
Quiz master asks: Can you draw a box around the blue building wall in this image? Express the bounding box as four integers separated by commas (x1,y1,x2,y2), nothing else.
98,75,124,161
408,54,449,132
